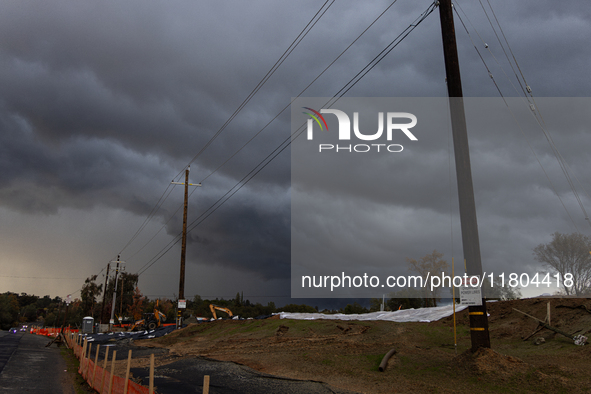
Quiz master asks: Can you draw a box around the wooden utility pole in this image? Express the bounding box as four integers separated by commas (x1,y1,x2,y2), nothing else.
119,276,125,317
60,296,71,334
100,263,110,325
109,256,125,331
180,168,189,306
171,166,201,328
438,0,490,350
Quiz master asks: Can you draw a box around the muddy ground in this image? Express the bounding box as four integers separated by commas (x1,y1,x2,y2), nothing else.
110,298,591,393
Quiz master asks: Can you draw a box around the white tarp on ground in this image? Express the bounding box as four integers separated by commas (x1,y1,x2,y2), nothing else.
279,304,469,323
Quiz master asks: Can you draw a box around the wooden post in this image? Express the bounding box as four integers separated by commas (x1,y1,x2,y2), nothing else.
178,167,190,329
108,350,117,394
203,375,210,394
92,344,100,390
79,338,85,366
547,302,551,326
83,339,88,374
102,346,110,393
85,342,92,378
149,353,155,394
124,350,132,394
438,0,490,351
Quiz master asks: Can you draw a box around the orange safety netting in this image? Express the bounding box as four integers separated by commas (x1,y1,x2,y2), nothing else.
32,328,151,394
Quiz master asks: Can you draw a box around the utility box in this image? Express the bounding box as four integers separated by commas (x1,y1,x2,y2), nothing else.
82,317,94,334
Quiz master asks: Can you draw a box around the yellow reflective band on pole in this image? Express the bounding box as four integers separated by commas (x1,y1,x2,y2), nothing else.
470,327,486,331
469,312,484,315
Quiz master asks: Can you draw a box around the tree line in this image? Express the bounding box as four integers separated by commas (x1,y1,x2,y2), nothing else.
3,231,588,329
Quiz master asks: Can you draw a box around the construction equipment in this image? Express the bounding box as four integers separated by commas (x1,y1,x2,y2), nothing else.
130,300,167,331
209,304,233,320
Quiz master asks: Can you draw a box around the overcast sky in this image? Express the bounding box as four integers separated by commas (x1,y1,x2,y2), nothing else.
1,0,590,307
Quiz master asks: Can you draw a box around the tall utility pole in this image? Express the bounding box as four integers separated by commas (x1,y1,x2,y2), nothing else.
171,166,201,328
438,0,490,350
119,276,125,317
61,295,71,334
100,263,110,325
109,255,125,331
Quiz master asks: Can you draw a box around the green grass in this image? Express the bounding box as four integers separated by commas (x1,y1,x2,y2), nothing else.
60,347,95,394
141,317,591,394
365,354,384,372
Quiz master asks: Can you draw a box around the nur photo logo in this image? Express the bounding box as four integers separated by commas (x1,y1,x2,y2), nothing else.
303,107,418,153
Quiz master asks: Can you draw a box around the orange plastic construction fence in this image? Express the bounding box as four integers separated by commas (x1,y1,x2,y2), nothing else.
81,358,149,394
33,328,152,394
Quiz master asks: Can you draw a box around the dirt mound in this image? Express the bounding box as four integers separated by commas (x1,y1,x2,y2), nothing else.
275,324,289,337
452,347,527,376
441,298,591,342
126,298,591,393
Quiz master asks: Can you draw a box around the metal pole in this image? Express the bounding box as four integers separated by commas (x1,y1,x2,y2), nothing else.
100,263,110,325
120,276,125,318
438,0,490,350
61,301,69,333
109,256,125,331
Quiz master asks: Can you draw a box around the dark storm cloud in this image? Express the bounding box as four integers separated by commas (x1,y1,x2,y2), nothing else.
0,0,589,302
0,0,302,219
190,198,290,281
291,96,591,297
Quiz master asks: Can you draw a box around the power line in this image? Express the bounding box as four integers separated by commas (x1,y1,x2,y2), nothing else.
179,0,337,180
135,2,439,278
453,2,590,231
119,183,176,255
478,0,590,226
117,1,337,261
200,0,403,184
137,0,413,276
125,185,200,262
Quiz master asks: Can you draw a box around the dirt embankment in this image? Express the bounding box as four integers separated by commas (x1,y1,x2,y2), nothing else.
124,298,591,394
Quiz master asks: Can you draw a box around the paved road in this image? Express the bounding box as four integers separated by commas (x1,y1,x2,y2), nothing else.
0,331,74,394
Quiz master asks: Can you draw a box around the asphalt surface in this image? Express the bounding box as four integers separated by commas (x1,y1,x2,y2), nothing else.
130,356,359,394
75,325,358,393
0,331,74,394
82,339,357,393
13,326,357,394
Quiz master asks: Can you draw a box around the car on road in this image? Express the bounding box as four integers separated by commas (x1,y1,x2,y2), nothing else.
9,327,18,333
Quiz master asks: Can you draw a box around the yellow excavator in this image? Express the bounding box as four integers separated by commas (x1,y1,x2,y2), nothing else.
130,300,167,331
209,304,233,320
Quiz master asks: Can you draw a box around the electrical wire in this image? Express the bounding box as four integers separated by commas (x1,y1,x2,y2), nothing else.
118,184,176,255
479,0,591,228
200,0,403,184
175,0,337,182
453,2,590,231
137,0,419,275
116,1,337,262
135,2,439,278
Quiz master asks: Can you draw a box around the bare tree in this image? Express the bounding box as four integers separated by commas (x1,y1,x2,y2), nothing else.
407,250,449,306
533,232,591,296
482,277,522,300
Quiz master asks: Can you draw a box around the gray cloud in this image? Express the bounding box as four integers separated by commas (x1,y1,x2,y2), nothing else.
0,0,589,304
